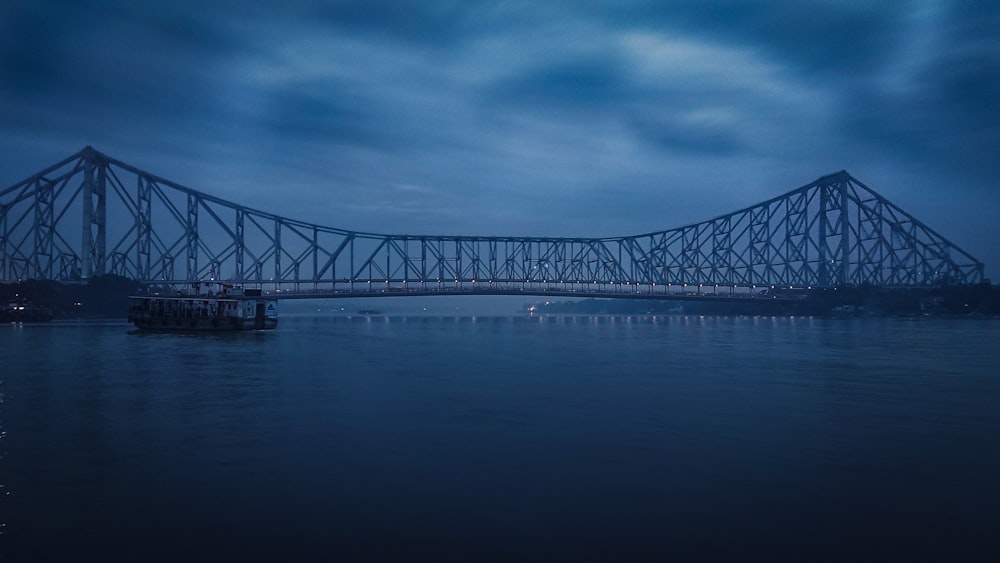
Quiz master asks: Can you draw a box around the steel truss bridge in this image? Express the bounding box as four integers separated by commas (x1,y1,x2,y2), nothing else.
0,146,984,300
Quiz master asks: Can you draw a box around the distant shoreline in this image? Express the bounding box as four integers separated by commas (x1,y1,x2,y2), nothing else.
4,277,999,320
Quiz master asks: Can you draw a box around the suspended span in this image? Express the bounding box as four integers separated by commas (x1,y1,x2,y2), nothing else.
0,147,985,296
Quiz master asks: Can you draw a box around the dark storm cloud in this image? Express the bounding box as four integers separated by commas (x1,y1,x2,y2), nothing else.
487,57,632,109
258,85,397,149
0,3,64,94
0,1,237,94
588,1,999,185
0,0,247,163
309,0,479,47
628,113,745,156
600,0,906,74
832,2,1000,182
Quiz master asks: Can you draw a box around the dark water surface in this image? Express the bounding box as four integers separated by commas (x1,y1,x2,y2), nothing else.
2,314,998,561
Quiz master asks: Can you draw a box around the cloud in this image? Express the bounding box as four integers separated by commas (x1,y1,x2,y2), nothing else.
598,1,906,75
486,57,632,110
1,1,997,270
825,1,1000,186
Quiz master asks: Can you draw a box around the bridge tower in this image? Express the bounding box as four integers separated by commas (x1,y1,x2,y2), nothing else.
79,146,107,279
816,171,852,287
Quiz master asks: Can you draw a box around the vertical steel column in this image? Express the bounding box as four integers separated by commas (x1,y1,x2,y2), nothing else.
235,209,244,281
818,184,828,286
80,150,107,279
420,237,427,286
749,206,768,286
385,240,391,281
402,239,410,281
312,226,318,285
136,176,152,280
80,154,94,279
439,239,447,281
95,162,107,275
186,193,198,280
839,178,850,285
274,220,282,281
489,240,497,281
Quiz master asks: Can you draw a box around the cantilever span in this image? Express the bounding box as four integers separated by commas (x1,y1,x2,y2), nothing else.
0,146,985,298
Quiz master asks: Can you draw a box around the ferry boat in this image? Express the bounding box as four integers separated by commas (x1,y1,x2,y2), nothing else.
127,281,277,331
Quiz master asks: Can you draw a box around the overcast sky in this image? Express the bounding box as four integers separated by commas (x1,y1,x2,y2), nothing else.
2,0,997,276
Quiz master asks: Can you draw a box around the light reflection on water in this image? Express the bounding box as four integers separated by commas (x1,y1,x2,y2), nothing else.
1,315,999,561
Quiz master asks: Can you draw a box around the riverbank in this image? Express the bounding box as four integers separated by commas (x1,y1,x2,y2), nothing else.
527,284,1000,318
3,277,998,319
0,275,140,319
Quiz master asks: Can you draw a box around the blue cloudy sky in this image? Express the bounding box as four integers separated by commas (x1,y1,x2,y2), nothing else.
2,0,998,275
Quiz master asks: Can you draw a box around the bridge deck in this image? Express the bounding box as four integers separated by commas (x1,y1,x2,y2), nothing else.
263,287,809,302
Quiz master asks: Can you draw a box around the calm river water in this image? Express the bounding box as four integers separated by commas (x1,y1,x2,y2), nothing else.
2,313,998,561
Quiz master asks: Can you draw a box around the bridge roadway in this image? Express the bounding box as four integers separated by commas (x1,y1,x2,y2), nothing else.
257,283,811,302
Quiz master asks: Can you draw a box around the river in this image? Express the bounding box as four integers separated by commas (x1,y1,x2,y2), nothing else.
2,313,998,561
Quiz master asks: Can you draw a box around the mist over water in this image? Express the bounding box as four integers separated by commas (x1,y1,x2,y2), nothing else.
2,314,998,561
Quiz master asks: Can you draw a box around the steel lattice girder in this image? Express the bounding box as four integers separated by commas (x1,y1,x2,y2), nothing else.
0,147,985,289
